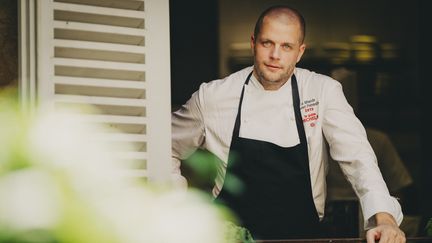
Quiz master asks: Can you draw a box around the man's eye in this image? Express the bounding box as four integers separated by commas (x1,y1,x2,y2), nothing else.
262,41,271,47
282,44,292,50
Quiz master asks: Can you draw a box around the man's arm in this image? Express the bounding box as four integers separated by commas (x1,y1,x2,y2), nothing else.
171,88,206,188
321,81,403,230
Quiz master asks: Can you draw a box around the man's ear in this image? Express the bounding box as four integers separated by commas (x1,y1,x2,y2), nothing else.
296,43,307,63
250,35,255,55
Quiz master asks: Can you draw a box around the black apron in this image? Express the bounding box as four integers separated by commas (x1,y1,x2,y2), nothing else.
215,72,321,240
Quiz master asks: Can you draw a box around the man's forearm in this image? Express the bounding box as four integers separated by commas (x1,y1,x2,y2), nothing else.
375,212,398,226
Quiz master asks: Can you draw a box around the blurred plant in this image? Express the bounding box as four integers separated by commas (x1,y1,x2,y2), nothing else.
426,218,432,237
0,88,240,243
183,150,245,198
182,150,253,243
224,221,255,243
182,149,219,191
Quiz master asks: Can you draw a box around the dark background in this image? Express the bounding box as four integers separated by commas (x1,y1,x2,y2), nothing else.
169,0,219,107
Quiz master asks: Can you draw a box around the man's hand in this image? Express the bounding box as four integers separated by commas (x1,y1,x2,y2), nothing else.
366,212,405,243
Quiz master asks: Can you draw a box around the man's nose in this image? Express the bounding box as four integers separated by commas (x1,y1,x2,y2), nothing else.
270,46,281,59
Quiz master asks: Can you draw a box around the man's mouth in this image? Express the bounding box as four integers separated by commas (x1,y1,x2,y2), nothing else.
265,64,281,70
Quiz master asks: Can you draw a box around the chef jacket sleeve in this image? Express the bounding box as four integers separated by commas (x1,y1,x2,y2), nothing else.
171,85,206,188
321,81,403,229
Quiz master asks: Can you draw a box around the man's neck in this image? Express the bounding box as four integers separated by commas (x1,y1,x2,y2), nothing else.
252,71,291,91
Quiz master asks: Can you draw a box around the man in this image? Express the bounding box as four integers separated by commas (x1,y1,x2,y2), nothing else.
172,5,406,242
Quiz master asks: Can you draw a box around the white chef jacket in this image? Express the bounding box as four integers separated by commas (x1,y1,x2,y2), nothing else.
171,66,403,229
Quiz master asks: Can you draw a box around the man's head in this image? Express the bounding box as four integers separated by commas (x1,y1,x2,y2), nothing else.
253,5,306,45
251,5,306,90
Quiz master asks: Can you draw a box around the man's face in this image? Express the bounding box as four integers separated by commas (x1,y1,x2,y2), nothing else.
251,16,306,89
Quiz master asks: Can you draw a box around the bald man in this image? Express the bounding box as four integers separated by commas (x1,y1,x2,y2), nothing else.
172,5,405,242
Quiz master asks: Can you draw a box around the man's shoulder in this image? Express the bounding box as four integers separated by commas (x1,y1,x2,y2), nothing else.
295,67,336,84
295,67,342,90
199,66,252,94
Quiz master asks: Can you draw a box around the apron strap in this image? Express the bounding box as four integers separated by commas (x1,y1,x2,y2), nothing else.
232,71,253,138
291,74,308,147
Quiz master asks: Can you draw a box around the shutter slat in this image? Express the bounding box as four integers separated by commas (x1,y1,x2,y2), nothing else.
54,29,144,45
77,114,147,124
55,83,145,99
54,94,147,107
54,58,145,71
53,2,145,19
93,133,147,142
55,66,145,81
55,46,145,63
54,76,146,89
54,20,145,36
54,0,145,11
116,152,148,160
54,39,145,54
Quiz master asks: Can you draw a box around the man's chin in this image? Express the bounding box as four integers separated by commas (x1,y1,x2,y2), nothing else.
262,74,283,83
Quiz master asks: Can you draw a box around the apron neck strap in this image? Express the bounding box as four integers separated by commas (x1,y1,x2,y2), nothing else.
232,71,253,138
232,71,307,147
291,74,308,146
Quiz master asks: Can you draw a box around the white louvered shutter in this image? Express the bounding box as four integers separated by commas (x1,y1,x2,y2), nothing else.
29,0,171,183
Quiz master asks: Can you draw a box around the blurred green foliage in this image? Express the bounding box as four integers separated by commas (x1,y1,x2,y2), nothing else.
224,221,255,243
426,218,432,236
183,149,245,196
0,88,243,243
182,149,219,192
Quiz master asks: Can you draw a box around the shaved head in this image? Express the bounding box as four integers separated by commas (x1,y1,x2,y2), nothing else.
253,5,306,44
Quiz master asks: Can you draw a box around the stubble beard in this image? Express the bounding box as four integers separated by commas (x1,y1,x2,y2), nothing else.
253,62,295,87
